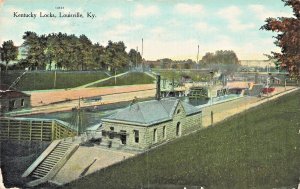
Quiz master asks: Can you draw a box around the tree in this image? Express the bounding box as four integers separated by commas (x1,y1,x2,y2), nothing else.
201,50,239,65
23,31,47,70
183,59,194,69
79,34,94,70
93,43,105,70
128,49,142,67
261,0,300,78
102,41,129,71
1,40,18,71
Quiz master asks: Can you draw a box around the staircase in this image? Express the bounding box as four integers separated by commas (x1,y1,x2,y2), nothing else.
31,141,73,179
22,139,79,187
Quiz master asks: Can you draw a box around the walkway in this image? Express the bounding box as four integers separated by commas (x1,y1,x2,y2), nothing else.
74,71,129,89
51,146,135,185
202,86,298,127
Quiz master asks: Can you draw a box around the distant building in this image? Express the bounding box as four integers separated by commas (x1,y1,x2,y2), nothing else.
101,98,202,151
0,85,31,113
17,44,29,60
144,60,161,68
239,60,275,68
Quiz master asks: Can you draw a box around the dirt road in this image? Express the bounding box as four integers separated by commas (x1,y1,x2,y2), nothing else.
28,84,155,107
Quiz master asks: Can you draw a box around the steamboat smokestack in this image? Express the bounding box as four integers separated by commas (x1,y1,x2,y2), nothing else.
156,74,161,100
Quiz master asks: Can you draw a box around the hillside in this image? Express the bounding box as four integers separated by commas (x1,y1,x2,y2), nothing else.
89,72,155,87
0,71,109,91
63,90,300,189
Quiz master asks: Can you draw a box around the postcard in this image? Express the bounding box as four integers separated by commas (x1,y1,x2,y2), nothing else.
0,0,299,188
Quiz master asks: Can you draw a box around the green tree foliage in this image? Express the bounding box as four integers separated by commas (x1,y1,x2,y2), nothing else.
1,40,18,71
128,48,142,67
201,50,240,75
21,32,130,71
102,40,129,71
157,58,196,69
93,43,105,70
22,31,47,69
261,0,300,78
202,50,239,65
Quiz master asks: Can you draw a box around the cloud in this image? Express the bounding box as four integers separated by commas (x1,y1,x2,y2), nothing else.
133,4,159,17
104,24,144,39
150,27,165,35
99,8,123,21
194,22,217,32
175,3,204,15
248,4,293,21
218,6,255,31
218,6,241,21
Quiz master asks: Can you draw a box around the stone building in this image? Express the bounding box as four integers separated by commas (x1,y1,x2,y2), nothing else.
101,98,202,151
0,85,31,113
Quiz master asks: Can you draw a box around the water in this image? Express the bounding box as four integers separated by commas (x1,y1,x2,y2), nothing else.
24,96,233,129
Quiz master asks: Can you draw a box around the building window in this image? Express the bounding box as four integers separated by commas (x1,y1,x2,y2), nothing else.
134,130,139,143
177,109,181,114
21,99,25,107
8,100,15,111
109,127,114,139
153,128,157,143
163,126,166,139
176,122,181,136
120,130,127,145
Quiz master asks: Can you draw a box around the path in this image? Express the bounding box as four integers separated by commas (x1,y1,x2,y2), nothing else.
74,71,129,89
7,86,156,116
51,146,135,185
30,84,155,107
202,86,298,127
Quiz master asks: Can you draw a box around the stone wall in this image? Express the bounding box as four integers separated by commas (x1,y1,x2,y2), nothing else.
0,96,30,112
101,122,148,150
102,103,202,150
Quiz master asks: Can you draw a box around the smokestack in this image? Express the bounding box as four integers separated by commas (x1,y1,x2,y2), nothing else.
156,74,161,100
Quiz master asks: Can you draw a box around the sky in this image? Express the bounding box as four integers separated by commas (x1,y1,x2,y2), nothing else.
0,0,295,61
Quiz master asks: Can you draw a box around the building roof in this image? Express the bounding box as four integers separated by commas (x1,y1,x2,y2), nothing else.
0,84,30,98
226,81,253,89
102,98,201,126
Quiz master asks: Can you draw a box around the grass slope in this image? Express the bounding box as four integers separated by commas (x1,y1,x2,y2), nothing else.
89,72,155,87
1,71,108,91
63,91,300,189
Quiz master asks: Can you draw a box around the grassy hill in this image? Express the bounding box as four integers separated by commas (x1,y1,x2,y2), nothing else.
63,90,300,189
0,71,108,91
89,72,155,87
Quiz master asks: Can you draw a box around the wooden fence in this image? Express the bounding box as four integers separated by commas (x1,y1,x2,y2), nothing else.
0,118,76,141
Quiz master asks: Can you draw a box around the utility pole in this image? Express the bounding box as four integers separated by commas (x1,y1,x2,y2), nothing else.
197,45,199,64
54,71,57,89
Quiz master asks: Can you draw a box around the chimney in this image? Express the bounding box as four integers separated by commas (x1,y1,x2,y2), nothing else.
156,74,161,100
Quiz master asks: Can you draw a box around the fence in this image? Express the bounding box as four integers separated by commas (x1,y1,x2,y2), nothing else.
0,117,76,141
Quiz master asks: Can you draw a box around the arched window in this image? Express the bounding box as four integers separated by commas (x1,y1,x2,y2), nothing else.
176,122,181,136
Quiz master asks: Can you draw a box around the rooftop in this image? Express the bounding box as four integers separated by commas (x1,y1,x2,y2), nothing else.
0,84,30,98
102,98,201,126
